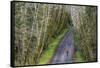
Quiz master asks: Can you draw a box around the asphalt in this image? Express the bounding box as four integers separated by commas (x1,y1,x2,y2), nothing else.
50,29,74,64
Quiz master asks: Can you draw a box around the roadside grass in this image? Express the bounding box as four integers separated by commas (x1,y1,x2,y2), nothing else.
74,33,84,62
38,29,68,64
75,51,84,62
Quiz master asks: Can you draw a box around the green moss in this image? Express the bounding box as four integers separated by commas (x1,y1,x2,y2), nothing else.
38,29,68,64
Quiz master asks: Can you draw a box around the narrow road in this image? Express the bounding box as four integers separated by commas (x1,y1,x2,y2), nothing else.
51,28,74,64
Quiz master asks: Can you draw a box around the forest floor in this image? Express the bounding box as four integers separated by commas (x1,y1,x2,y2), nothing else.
50,28,75,64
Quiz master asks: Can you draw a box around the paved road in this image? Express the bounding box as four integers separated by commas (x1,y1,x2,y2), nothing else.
51,29,74,64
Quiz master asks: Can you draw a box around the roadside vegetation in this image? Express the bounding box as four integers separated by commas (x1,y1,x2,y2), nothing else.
38,29,68,64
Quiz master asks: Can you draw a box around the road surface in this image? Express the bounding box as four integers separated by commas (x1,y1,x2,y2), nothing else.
51,29,74,64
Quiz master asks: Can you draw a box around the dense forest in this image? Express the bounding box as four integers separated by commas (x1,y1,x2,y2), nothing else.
71,6,97,62
13,2,97,66
14,2,71,66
